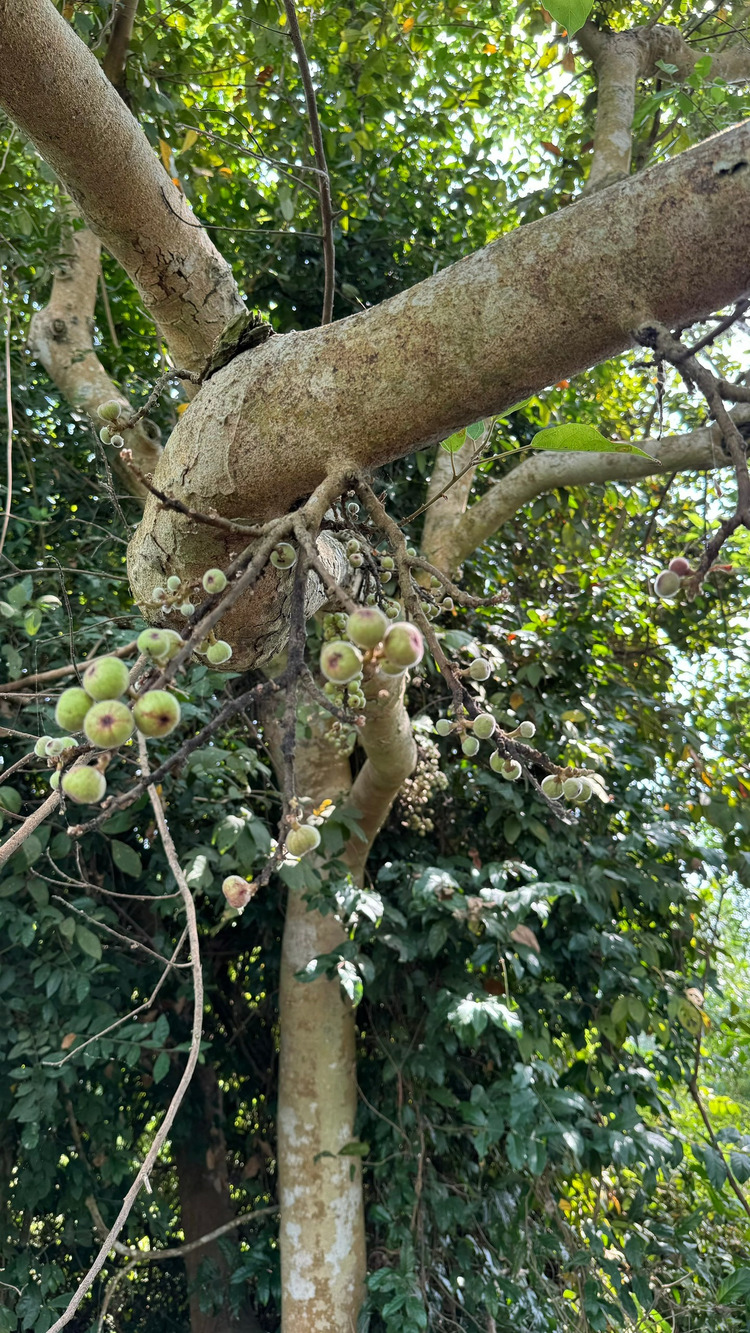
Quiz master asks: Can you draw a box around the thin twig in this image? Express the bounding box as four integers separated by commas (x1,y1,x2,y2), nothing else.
282,0,336,323
46,739,204,1333
0,639,137,693
98,260,120,349
121,453,262,535
0,790,61,872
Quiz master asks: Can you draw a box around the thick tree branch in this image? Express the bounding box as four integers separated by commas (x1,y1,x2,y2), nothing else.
436,409,749,574
101,0,139,88
0,0,244,371
347,673,417,871
28,229,161,496
128,120,750,659
580,21,750,191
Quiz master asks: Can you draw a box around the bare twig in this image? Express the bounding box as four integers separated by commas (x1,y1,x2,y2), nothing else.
46,739,204,1333
0,639,137,693
282,0,335,323
121,453,262,535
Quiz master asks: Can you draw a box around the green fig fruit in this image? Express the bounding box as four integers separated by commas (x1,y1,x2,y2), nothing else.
346,607,388,649
285,824,322,857
84,699,135,748
55,686,93,732
62,766,107,804
472,713,496,740
133,690,181,738
202,568,228,593
320,640,363,683
83,656,130,701
468,658,491,681
383,622,423,668
206,640,233,665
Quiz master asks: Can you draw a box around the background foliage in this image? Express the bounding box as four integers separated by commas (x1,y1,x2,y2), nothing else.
1,0,750,1329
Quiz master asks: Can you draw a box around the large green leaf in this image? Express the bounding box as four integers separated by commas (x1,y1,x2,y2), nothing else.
531,423,653,457
543,0,594,34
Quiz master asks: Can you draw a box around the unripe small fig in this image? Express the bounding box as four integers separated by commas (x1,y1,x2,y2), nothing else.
575,777,593,803
34,736,51,758
99,426,111,444
0,786,22,814
348,552,364,568
110,434,124,449
133,690,181,738
406,546,417,556
206,640,233,665
55,686,92,732
379,659,407,676
222,875,255,910
490,753,521,780
541,774,564,799
62,765,107,804
462,735,480,757
286,824,322,857
518,720,536,739
379,569,392,585
383,622,424,668
469,658,491,681
50,771,60,790
346,606,388,649
562,777,582,800
430,576,441,589
669,556,691,577
347,539,361,555
442,597,454,611
161,629,185,659
137,628,170,660
83,656,130,701
97,399,123,422
381,555,395,571
45,738,65,757
435,718,453,737
202,568,228,594
152,586,167,602
321,640,363,684
167,576,182,592
346,500,359,516
472,713,496,740
59,737,77,751
84,699,135,748
270,542,297,570
654,569,681,600
384,599,401,619
179,601,195,617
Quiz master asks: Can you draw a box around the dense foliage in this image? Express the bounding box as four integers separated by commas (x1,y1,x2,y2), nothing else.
1,1,750,1330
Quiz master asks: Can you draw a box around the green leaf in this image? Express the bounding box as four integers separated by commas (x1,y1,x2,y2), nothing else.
76,923,102,961
24,608,42,637
338,1140,370,1156
531,423,653,458
716,1267,750,1304
6,580,31,610
440,430,465,453
542,0,594,34
465,420,484,439
152,1051,171,1084
111,839,143,879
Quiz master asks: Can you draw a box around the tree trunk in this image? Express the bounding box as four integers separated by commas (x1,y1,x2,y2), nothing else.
174,1064,263,1333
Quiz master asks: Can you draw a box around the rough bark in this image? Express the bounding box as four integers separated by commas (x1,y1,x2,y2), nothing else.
580,22,750,191
174,1065,263,1333
128,121,750,661
27,227,161,497
420,435,481,575
437,409,750,575
0,0,244,372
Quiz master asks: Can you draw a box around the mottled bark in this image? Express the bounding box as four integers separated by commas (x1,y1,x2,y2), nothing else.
0,0,244,372
28,228,161,497
129,122,750,660
580,21,750,191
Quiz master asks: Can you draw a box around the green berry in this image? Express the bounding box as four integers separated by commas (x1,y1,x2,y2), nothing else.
346,606,388,649
82,656,130,701
62,766,107,805
462,735,480,757
286,824,322,857
97,399,123,422
133,690,181,738
55,686,92,732
206,640,233,665
518,720,536,739
84,699,135,749
541,774,564,799
469,658,491,681
167,575,182,593
472,713,496,740
34,736,51,758
202,568,228,594
435,718,453,737
179,601,195,617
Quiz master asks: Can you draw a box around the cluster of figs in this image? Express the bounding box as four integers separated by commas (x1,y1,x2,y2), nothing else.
37,633,184,805
148,567,234,663
320,605,424,690
654,556,692,600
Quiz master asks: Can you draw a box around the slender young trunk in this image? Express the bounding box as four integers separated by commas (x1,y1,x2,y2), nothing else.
174,1064,263,1333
